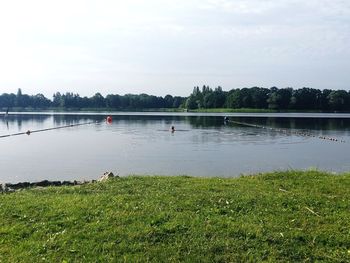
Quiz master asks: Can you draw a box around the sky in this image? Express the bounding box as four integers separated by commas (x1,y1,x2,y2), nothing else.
0,0,349,98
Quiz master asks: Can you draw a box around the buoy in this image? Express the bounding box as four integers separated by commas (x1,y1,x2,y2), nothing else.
106,116,112,124
26,130,31,135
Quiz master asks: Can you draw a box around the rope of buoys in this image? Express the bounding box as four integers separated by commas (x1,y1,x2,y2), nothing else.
0,121,98,139
225,118,346,143
0,115,115,139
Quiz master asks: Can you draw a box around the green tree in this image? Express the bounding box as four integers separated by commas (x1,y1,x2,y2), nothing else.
0,93,16,108
32,94,51,108
328,90,349,111
290,88,319,110
226,89,242,108
53,92,63,107
91,93,106,108
15,88,23,107
173,96,184,108
164,95,174,108
185,95,198,109
250,87,269,109
267,87,292,110
212,86,226,108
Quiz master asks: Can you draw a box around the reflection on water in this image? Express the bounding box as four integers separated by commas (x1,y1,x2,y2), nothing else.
2,114,51,131
186,116,350,132
1,112,350,183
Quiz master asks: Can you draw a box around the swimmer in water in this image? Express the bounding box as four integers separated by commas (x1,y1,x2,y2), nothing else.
171,126,175,132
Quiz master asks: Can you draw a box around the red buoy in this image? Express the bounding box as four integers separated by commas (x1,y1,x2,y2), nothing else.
106,116,112,124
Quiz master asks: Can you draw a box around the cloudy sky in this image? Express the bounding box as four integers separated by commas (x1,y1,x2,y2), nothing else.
0,0,349,98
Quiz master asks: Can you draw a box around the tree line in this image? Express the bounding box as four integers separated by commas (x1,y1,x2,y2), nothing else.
185,86,350,111
0,89,185,110
0,86,349,111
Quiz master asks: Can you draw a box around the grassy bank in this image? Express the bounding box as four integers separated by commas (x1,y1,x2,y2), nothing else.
1,171,349,262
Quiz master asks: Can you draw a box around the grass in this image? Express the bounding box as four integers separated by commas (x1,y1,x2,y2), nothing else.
0,170,349,262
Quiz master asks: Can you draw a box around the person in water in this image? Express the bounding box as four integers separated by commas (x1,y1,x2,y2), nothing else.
171,126,175,132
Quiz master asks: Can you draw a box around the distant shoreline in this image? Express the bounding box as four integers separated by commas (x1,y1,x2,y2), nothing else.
2,107,350,114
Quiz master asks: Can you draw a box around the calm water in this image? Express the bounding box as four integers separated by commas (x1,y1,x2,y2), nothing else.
1,112,350,183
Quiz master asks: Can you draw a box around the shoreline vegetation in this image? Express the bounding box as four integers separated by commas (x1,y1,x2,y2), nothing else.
1,170,349,261
2,107,350,114
1,86,350,113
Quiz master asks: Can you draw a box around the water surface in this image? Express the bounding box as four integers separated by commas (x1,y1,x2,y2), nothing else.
1,112,349,183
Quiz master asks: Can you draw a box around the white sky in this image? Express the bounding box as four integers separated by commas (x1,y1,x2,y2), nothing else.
0,0,349,98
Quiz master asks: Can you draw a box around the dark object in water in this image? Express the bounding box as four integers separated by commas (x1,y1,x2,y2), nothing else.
3,107,9,118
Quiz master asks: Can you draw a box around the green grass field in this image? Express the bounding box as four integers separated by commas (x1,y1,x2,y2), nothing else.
1,171,349,262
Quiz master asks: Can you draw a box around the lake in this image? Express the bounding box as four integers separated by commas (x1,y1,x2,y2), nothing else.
1,112,350,183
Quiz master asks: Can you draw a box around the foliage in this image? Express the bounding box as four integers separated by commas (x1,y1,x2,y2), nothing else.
0,171,349,262
1,89,186,110
1,86,350,111
185,86,350,112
